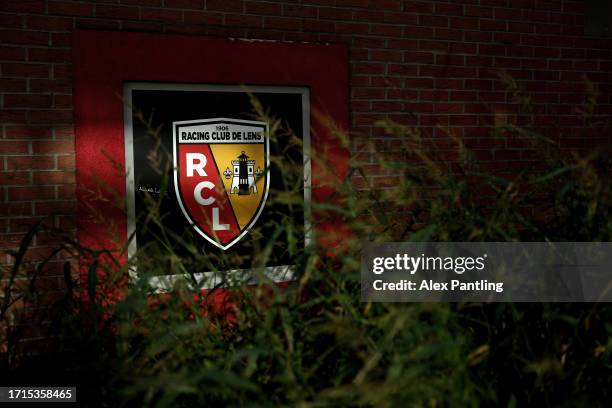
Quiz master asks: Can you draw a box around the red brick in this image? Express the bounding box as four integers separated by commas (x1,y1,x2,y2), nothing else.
436,78,464,89
387,63,418,76
479,44,506,56
384,12,417,25
33,171,75,185
0,45,25,60
7,156,55,171
207,0,243,13
495,8,520,20
28,48,71,62
386,38,418,50
405,78,434,89
420,90,449,101
481,0,510,6
371,76,404,88
225,14,262,27
350,75,370,86
353,36,386,49
507,45,534,57
120,0,160,7
9,186,55,201
25,15,74,31
353,10,386,23
183,11,223,25
522,9,549,23
480,19,507,31
0,110,26,123
75,18,120,30
434,28,465,41
335,0,369,7
370,25,402,37
52,94,73,108
508,21,534,33
31,141,74,155
0,30,49,46
282,5,317,18
0,0,45,13
51,32,71,47
29,79,71,93
7,217,50,234
418,15,449,28
370,50,402,62
405,102,434,113
54,127,74,139
403,1,433,13
303,20,334,33
466,56,493,67
0,13,24,29
0,171,30,184
2,63,49,78
352,62,385,74
29,110,73,124
435,54,465,66
318,32,350,43
52,64,73,80
141,8,183,23
96,5,139,20
479,92,505,103
5,126,52,139
374,0,401,10
465,30,492,42
246,2,281,15
48,1,94,17
418,40,448,52
435,3,464,16
282,32,319,42
57,184,75,199
352,87,385,99
57,155,75,170
34,200,76,216
450,91,478,101
403,26,433,39
352,48,368,60
0,234,28,249
164,0,203,8
264,17,300,30
335,22,369,34
57,215,76,231
4,94,51,108
0,202,32,217
465,5,493,18
449,42,476,54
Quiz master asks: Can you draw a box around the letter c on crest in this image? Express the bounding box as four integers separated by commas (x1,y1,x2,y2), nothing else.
194,181,215,206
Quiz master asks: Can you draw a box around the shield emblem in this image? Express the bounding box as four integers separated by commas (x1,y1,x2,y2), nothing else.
173,118,269,250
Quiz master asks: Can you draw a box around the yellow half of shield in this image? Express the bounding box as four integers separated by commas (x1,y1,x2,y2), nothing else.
210,144,266,230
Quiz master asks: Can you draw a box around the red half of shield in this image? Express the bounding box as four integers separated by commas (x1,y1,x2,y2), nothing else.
177,143,240,246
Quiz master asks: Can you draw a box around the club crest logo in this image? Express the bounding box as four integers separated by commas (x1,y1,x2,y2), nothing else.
173,118,269,250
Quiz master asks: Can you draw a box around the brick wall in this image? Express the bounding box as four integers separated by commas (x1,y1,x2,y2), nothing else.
1,0,611,293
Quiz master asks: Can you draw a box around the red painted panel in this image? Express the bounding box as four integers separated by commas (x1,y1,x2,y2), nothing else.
72,30,349,285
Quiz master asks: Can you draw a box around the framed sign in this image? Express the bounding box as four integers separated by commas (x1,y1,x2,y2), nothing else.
123,83,310,291
73,30,348,296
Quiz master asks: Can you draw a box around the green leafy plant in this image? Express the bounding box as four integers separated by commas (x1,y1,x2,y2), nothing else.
1,78,611,407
